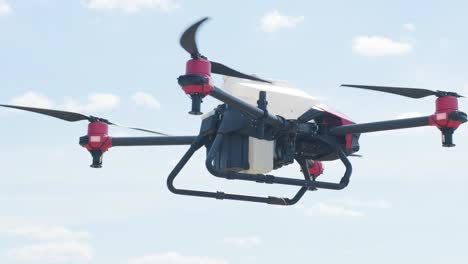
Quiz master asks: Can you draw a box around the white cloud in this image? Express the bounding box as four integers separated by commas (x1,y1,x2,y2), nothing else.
404,23,415,31
332,197,393,209
396,112,422,119
303,202,365,218
1,225,90,240
352,36,412,57
260,10,304,33
7,242,94,263
0,0,11,16
296,198,392,218
83,0,180,13
7,92,120,113
132,92,161,110
10,92,54,108
222,236,262,247
128,252,227,264
63,93,120,113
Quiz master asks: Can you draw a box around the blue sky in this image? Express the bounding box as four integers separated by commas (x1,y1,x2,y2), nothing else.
0,0,467,263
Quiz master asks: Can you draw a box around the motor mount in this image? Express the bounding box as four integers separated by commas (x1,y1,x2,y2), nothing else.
429,96,467,147
79,121,113,168
178,58,213,115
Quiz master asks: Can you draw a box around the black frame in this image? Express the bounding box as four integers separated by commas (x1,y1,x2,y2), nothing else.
103,86,465,205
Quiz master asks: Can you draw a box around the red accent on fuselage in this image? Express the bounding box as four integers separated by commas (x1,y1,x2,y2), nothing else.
429,96,463,129
314,104,354,124
85,122,112,152
314,104,355,150
308,160,324,177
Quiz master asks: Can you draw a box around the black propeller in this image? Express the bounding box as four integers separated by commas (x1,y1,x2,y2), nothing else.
0,104,168,136
180,17,208,57
341,84,465,99
180,17,271,83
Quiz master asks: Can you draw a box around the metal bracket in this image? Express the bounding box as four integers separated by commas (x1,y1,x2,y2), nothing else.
205,134,352,191
166,135,311,205
166,133,353,205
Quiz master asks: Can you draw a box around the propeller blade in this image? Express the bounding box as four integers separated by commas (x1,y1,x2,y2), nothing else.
349,154,363,158
180,18,271,83
341,84,438,99
108,122,169,136
211,61,271,83
1,104,169,136
180,17,210,57
0,104,90,122
342,84,465,98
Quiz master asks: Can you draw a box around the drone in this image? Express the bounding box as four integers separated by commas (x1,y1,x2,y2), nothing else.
1,17,466,206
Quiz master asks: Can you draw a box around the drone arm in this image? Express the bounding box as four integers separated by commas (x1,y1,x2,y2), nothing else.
111,136,197,146
330,111,467,147
329,116,431,135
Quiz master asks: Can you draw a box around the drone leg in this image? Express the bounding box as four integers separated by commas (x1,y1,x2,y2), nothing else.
166,135,310,205
205,133,353,191
287,159,312,204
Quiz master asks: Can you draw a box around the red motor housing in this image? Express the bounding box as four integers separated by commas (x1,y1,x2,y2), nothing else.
429,96,467,147
182,58,213,95
178,58,214,115
429,96,462,129
80,121,113,168
83,121,112,152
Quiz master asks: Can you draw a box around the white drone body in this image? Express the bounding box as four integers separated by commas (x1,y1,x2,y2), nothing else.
202,77,322,174
222,76,320,119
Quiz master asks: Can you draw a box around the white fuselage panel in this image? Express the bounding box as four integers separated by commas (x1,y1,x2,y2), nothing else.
222,76,320,119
